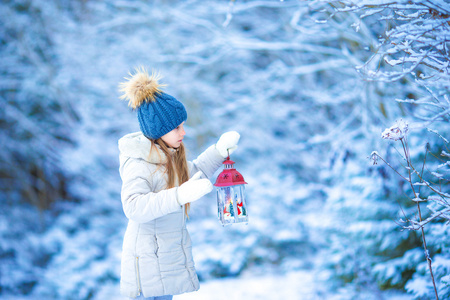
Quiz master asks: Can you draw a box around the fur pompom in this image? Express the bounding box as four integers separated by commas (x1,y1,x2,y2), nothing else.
119,67,165,109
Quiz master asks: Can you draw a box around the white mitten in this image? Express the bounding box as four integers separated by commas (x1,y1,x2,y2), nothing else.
177,171,213,205
216,131,240,158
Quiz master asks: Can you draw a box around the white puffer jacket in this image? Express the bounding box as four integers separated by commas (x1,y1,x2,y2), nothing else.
118,132,224,298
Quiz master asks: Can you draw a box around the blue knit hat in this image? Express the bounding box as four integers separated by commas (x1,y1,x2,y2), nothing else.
119,68,187,140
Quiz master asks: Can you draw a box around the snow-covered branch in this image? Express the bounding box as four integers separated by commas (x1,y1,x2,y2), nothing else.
329,0,450,126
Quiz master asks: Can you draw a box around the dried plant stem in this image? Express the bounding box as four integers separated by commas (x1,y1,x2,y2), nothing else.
372,154,410,182
401,138,439,300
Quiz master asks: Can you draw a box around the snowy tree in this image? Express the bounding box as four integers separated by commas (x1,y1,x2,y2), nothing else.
0,1,80,295
342,0,450,125
319,1,450,299
0,1,79,209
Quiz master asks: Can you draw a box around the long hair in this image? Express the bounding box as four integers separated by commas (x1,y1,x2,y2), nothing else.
151,138,190,216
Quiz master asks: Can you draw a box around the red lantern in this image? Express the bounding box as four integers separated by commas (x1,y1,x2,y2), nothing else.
214,156,248,226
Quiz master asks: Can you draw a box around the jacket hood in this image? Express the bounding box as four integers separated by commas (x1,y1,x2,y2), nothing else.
118,132,172,164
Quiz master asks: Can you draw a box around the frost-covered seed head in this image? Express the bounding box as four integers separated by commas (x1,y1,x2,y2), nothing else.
381,119,409,141
369,151,379,165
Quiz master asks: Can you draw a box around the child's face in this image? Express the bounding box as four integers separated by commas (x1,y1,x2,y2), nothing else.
161,122,186,148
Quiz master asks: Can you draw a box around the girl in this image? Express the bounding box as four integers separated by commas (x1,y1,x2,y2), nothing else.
118,68,240,300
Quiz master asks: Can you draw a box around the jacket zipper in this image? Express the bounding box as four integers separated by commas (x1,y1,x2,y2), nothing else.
154,235,159,257
181,209,195,290
135,256,142,296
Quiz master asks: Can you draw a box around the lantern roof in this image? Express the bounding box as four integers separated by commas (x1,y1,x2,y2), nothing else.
214,158,247,187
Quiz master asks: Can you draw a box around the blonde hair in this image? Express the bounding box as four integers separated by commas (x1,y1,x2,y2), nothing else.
152,138,190,216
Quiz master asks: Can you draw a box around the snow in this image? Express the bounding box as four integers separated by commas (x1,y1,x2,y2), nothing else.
2,0,450,299
94,270,411,300
179,271,321,300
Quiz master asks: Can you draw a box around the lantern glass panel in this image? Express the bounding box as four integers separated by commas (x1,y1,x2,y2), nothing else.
216,185,248,226
234,185,248,223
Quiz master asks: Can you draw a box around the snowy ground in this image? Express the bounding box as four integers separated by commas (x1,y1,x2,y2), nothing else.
96,270,319,300
177,271,319,300
95,270,410,300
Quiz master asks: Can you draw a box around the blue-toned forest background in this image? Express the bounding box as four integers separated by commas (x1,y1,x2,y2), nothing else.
1,0,449,299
